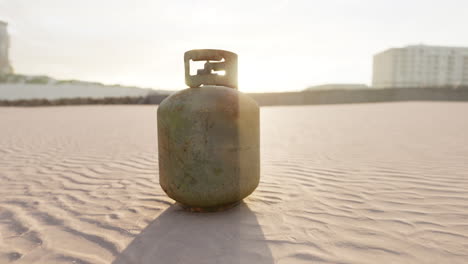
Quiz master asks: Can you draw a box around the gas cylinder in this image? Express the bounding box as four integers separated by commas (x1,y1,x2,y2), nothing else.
157,49,260,211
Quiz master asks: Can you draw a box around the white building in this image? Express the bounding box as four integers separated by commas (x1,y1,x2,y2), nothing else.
0,20,13,75
372,45,468,88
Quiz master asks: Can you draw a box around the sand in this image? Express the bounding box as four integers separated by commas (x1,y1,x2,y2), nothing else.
0,102,467,264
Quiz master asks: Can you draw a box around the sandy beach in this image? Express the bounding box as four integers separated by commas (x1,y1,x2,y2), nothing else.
0,102,467,264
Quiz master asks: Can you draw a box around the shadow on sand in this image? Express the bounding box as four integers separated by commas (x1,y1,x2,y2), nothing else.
113,202,274,264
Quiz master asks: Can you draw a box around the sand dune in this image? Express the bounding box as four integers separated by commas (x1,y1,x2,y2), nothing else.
0,102,467,263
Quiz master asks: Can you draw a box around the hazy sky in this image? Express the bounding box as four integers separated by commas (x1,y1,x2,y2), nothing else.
1,0,467,92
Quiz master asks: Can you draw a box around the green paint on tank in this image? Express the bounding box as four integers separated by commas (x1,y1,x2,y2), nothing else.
157,85,260,209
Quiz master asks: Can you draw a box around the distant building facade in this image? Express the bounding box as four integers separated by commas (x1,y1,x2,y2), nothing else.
372,45,468,88
0,20,13,75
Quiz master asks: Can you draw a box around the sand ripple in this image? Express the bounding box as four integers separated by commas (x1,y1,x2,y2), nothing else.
0,103,467,263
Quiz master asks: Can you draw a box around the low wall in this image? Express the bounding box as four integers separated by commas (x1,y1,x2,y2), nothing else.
249,87,468,106
1,87,468,107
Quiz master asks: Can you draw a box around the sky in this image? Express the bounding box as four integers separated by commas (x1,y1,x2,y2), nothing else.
1,0,468,93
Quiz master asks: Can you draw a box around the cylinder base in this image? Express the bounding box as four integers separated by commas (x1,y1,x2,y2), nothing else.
178,200,242,213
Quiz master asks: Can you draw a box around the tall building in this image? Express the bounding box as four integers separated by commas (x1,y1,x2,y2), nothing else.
0,20,13,75
372,45,468,88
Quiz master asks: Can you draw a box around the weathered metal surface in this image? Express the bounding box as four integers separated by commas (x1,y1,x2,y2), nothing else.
158,49,259,210
184,49,238,89
157,86,260,209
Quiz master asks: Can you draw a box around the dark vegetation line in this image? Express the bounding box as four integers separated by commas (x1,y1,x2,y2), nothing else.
1,87,468,107
0,96,157,107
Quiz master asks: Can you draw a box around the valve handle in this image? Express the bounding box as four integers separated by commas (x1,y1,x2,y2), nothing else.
184,49,238,89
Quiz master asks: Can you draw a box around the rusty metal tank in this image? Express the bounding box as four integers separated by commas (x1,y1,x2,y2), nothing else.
157,49,260,211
